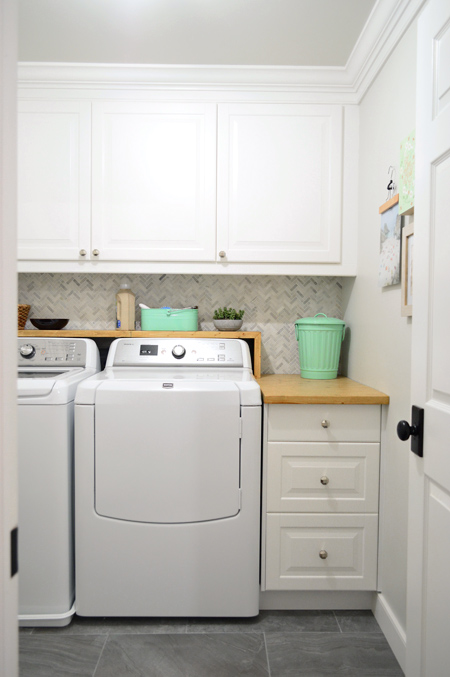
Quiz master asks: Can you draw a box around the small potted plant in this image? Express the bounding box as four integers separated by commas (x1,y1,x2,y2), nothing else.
213,307,245,331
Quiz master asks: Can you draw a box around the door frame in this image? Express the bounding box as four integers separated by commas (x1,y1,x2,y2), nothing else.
0,0,19,675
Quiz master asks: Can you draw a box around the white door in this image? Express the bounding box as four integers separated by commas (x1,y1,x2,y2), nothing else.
91,101,216,261
406,1,450,675
17,100,91,260
217,103,343,263
0,0,18,673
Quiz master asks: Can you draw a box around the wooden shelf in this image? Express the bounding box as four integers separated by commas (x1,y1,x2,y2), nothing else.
18,330,262,378
256,374,389,404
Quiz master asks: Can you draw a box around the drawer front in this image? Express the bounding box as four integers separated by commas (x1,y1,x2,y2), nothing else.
267,442,380,513
265,513,378,591
268,404,381,442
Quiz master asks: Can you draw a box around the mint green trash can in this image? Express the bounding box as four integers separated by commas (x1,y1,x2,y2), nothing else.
294,313,346,379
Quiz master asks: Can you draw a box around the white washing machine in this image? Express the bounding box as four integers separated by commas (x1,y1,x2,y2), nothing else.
75,338,262,617
17,338,100,627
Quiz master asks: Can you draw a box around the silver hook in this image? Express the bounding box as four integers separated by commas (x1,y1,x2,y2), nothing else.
386,166,396,200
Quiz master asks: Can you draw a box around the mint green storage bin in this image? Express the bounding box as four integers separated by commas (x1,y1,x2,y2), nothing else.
141,308,198,331
294,313,345,379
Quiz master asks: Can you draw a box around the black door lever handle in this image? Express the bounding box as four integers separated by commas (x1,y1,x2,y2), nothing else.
397,406,424,457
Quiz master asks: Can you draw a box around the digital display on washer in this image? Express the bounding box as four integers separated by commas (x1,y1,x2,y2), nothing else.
140,345,158,356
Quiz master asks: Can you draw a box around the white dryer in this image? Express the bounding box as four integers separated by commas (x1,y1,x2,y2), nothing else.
75,338,261,617
17,338,100,627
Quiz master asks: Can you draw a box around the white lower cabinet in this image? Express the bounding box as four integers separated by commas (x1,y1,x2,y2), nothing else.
262,404,381,591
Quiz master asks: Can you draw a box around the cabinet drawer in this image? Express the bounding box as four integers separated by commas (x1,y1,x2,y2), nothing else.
268,404,380,442
267,442,380,513
265,513,378,591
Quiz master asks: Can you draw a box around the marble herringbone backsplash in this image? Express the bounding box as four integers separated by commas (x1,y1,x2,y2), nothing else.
18,274,343,374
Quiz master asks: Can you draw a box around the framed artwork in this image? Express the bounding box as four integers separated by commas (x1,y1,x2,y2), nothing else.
401,221,414,316
378,194,401,287
399,131,415,215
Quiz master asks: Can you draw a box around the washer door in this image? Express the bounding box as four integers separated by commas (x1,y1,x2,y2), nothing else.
94,381,242,523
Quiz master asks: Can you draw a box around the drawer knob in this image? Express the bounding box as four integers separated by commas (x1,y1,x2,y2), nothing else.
319,550,328,560
321,420,330,428
79,249,87,257
320,476,329,485
218,250,226,258
92,249,100,257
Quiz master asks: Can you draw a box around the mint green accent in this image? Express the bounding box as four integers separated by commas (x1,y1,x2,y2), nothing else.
294,314,345,379
295,312,345,327
141,308,198,331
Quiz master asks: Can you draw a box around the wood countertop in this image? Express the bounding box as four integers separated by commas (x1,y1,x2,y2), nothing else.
256,374,389,405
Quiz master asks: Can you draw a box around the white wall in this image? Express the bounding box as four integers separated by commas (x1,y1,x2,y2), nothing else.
342,19,417,667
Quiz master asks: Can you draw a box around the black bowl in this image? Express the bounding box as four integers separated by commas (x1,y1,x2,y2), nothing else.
30,319,69,330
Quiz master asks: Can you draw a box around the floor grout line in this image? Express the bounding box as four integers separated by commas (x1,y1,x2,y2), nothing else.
91,632,109,677
263,632,272,677
333,610,344,633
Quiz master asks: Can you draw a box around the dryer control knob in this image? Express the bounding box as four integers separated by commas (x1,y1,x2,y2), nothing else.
172,345,186,359
20,344,36,359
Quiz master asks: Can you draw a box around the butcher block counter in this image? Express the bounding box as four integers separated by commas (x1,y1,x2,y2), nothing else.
256,374,389,404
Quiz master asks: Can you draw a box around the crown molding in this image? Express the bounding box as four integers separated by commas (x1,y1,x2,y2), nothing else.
17,62,353,94
17,0,427,101
346,0,427,101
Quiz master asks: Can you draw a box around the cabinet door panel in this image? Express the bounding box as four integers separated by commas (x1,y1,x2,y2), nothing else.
92,102,216,261
265,513,378,590
217,104,343,263
267,442,380,513
18,101,91,260
268,404,381,442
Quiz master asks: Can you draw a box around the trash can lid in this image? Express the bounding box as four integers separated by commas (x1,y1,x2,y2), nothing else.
295,313,345,326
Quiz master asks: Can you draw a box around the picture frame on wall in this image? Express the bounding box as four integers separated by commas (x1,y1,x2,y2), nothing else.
399,131,415,215
401,221,414,317
378,194,401,288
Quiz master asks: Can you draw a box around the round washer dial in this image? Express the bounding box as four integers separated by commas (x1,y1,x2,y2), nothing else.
20,344,36,359
172,345,186,359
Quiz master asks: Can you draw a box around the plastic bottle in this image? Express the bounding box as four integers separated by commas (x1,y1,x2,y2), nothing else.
116,283,135,330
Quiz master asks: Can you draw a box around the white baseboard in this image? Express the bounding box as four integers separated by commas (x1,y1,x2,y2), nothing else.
372,593,406,673
260,590,375,610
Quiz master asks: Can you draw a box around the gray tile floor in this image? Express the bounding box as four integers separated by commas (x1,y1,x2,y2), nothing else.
19,610,404,676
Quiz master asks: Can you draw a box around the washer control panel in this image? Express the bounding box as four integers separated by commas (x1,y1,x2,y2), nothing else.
18,339,87,367
111,338,248,368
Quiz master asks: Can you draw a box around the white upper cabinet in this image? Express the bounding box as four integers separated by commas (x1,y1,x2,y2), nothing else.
17,100,91,260
17,78,357,274
217,104,343,263
91,101,216,261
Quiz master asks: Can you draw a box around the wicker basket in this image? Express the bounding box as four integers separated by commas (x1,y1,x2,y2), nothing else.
18,304,31,330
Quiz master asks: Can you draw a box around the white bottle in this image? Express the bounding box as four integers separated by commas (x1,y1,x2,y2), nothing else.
116,283,135,330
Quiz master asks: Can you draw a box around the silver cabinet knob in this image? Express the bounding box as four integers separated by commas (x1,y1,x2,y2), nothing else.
79,249,87,257
218,250,226,258
92,249,100,257
321,420,330,428
320,476,329,485
319,550,328,560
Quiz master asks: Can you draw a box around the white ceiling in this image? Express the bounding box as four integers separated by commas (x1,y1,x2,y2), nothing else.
18,0,377,67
